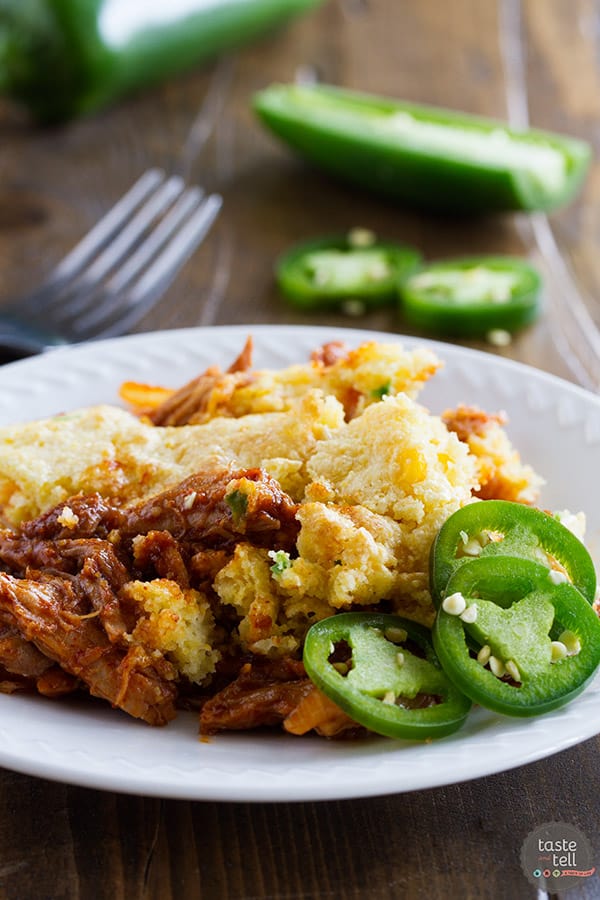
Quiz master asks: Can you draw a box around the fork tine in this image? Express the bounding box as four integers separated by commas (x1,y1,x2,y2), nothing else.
46,175,188,322
50,175,186,305
18,169,167,319
126,194,223,304
78,193,223,341
56,187,204,334
107,187,205,294
48,170,165,287
0,169,221,357
63,187,207,333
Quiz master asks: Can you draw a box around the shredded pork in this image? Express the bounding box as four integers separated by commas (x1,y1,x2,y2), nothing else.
0,464,302,727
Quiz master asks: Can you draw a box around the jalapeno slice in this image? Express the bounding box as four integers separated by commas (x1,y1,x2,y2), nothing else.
302,612,471,740
276,233,421,310
397,256,542,337
430,500,597,607
433,557,600,717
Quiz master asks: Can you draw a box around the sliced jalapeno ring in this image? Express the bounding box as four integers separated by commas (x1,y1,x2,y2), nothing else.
276,233,421,310
303,612,471,740
430,500,597,607
432,557,600,717
398,256,542,337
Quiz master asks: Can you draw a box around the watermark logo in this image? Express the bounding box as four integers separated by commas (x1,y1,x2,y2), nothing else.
521,822,596,893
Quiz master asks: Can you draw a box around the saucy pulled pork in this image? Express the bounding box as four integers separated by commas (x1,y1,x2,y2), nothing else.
0,464,312,731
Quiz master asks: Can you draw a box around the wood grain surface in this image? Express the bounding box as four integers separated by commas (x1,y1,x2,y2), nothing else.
0,1,599,898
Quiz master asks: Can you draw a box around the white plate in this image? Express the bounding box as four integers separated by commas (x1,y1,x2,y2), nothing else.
0,324,598,802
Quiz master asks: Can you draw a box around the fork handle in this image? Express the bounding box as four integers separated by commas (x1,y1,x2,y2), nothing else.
0,326,65,363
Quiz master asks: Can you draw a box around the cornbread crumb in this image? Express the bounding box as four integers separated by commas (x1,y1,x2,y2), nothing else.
56,506,79,529
443,404,543,504
214,544,300,656
123,579,219,684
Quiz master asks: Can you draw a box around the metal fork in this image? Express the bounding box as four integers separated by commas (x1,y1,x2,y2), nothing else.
0,169,222,359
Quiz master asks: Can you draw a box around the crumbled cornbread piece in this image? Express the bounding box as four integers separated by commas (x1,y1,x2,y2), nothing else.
213,544,300,656
308,393,478,524
442,404,544,504
56,506,80,529
123,579,219,683
0,390,345,524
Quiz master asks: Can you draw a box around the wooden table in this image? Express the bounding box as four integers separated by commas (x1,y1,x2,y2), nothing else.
0,2,599,898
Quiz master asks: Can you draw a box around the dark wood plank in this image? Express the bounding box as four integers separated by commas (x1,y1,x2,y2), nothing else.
1,736,599,900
